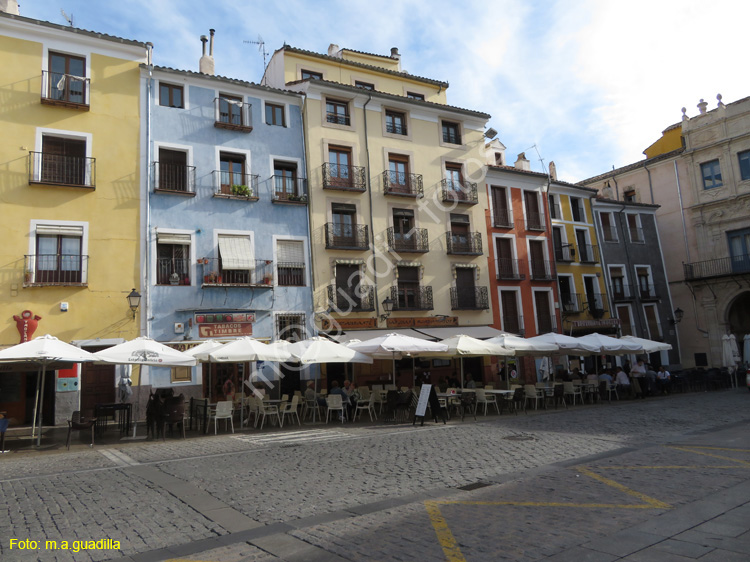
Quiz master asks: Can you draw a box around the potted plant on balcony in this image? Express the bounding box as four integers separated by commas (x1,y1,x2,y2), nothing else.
231,184,252,197
24,269,33,284
204,271,217,284
169,272,180,285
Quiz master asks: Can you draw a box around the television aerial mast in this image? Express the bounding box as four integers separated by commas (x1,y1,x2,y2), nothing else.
60,9,74,27
243,35,268,70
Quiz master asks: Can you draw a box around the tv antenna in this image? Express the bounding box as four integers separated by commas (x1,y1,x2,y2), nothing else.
60,9,74,27
244,35,268,70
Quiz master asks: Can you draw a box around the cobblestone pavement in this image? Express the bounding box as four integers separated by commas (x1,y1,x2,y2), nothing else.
0,390,748,561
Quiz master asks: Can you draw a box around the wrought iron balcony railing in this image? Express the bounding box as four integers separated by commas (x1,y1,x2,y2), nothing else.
496,258,525,280
322,163,367,192
324,223,369,250
536,314,557,334
637,284,659,301
199,257,274,287
446,232,482,255
41,70,90,108
387,227,429,253
525,211,545,231
629,227,645,243
560,293,584,313
441,179,478,205
502,315,524,336
157,258,191,286
214,97,252,132
548,203,562,220
272,177,308,203
450,286,489,310
212,170,259,199
382,170,424,197
327,284,375,312
326,111,350,126
610,283,634,301
492,208,513,228
152,162,196,193
529,259,554,280
29,152,95,188
578,244,599,264
683,254,750,280
554,244,575,262
391,285,433,311
584,293,607,317
277,263,305,286
24,254,88,286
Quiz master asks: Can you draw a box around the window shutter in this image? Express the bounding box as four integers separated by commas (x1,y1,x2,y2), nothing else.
157,232,191,245
36,225,84,236
218,235,254,270
277,240,304,263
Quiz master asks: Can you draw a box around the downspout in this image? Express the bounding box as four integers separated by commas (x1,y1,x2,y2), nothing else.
144,43,153,339
362,93,380,319
299,92,317,333
644,163,655,204
592,198,614,330
542,179,559,332
615,203,644,337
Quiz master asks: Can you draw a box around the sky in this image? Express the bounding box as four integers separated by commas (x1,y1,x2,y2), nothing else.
18,0,750,182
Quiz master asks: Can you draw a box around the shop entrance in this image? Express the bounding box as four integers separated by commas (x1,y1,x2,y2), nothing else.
80,346,115,412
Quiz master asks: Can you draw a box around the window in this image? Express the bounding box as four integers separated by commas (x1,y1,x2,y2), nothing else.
220,153,246,195
491,186,511,227
48,51,86,105
355,81,374,90
701,159,723,189
265,103,285,126
157,148,189,192
558,276,577,312
217,234,254,284
500,291,522,334
548,195,559,219
738,150,750,181
442,121,461,144
643,304,662,340
326,98,350,126
575,229,593,262
524,191,544,230
392,208,416,250
334,264,364,310
609,266,627,299
453,268,477,309
331,203,357,246
534,291,554,333
570,197,584,222
387,154,411,193
627,214,644,243
583,276,603,315
495,237,517,278
159,83,184,108
727,228,750,273
218,93,243,126
277,240,305,286
600,212,617,242
617,305,634,336
397,266,420,309
552,226,571,261
327,146,352,187
494,152,503,166
156,232,190,285
529,240,549,279
39,135,88,187
449,213,470,253
273,161,301,200
33,225,84,284
444,163,463,191
636,266,655,299
276,313,305,342
301,69,322,80
623,189,636,202
407,92,425,101
385,110,407,135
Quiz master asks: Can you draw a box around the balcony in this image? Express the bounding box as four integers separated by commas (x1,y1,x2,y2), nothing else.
548,203,562,220
560,293,584,313
610,283,634,301
578,244,599,264
29,152,95,188
156,258,190,286
492,208,513,228
40,71,90,109
629,227,645,243
23,254,88,286
214,98,252,132
525,211,545,231
684,254,750,281
326,111,350,126
324,223,369,250
322,163,366,192
383,170,424,198
638,284,659,301
450,286,489,310
199,258,274,287
536,314,557,334
212,171,259,200
446,232,482,255
496,258,525,281
502,314,524,336
391,286,433,311
272,177,308,204
387,227,429,253
554,244,575,262
153,162,196,194
441,179,478,205
583,293,607,317
327,284,375,312
529,259,554,281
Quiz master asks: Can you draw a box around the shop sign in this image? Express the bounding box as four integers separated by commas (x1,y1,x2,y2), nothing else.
571,318,620,329
321,317,377,331
194,311,255,338
386,316,459,328
13,310,41,343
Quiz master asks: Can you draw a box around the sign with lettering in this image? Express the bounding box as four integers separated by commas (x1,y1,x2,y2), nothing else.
387,316,459,328
194,311,254,338
321,317,378,331
571,318,620,328
415,384,431,417
13,310,41,343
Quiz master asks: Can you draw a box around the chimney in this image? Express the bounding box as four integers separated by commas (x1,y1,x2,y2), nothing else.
0,0,20,14
327,43,340,57
548,161,557,181
199,29,215,75
515,152,531,171
390,47,400,60
697,98,708,115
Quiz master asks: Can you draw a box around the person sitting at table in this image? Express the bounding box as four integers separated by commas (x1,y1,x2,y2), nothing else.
645,364,658,397
448,372,460,388
437,377,448,393
656,365,671,394
598,369,613,384
570,367,582,381
614,366,632,398
464,374,477,389
304,381,316,402
327,380,348,420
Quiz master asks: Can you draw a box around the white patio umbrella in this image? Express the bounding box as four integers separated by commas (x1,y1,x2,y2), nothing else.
527,333,600,355
722,334,741,387
348,333,448,385
619,335,672,354
0,334,97,446
184,339,226,362
485,335,559,356
432,335,510,387
575,333,643,354
208,337,292,363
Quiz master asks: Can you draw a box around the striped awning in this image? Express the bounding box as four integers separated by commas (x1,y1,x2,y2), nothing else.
334,258,365,265
454,263,478,268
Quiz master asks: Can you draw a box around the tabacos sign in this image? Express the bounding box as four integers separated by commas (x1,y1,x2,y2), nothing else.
195,312,255,338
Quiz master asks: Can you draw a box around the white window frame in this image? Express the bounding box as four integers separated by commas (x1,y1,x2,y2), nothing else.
152,227,195,287
438,117,464,148
28,219,89,284
488,184,513,225
616,304,635,336
34,127,93,185
626,213,644,243
216,146,252,193
273,235,309,288
642,303,662,340
607,264,630,298
557,273,577,312
214,228,255,265
215,90,251,127
41,46,90,98
521,189,545,227
599,211,618,242
262,99,289,128
581,274,604,311
155,78,189,109
570,196,586,223
492,233,518,278
497,286,523,334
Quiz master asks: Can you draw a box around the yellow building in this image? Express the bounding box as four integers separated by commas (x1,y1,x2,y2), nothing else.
0,10,147,424
264,45,496,384
548,181,613,339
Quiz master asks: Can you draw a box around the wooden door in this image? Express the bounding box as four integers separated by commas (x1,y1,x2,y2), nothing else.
80,346,115,413
534,292,553,333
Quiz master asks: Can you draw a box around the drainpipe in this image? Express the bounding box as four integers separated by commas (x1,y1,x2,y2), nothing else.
144,43,153,339
673,161,691,264
542,179,560,332
592,198,614,331
299,92,317,334
615,203,645,338
645,163,655,204
362,93,380,319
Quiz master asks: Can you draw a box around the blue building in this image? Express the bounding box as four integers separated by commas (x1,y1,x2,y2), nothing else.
138,57,313,401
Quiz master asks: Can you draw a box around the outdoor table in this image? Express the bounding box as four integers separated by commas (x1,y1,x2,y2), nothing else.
94,402,131,436
189,397,209,434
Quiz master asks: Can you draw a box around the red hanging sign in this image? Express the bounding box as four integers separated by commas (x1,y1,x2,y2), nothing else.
13,310,42,343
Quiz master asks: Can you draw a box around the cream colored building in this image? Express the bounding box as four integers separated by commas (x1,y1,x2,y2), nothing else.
263,45,494,354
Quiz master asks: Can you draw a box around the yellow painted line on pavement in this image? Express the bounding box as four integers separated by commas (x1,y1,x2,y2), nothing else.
576,466,671,509
668,446,750,467
675,446,750,453
604,465,741,470
425,501,467,562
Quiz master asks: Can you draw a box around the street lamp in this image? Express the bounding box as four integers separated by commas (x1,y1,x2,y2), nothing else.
127,288,141,319
670,307,684,325
380,296,394,322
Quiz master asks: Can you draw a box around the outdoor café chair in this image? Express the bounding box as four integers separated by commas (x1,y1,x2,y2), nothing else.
212,401,234,434
66,410,96,450
524,384,544,410
326,394,345,423
256,398,281,429
355,392,377,421
280,395,301,427
563,382,582,405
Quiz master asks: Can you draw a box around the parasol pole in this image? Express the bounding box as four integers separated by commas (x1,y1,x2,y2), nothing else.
36,362,49,447
30,365,42,441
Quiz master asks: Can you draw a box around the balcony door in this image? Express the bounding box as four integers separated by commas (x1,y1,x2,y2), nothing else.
524,191,542,229
534,292,553,334
529,240,547,278
41,136,86,186
397,266,420,309
450,214,470,253
495,237,515,277
335,264,361,309
328,146,351,187
388,154,410,193
36,234,82,284
728,228,750,273
455,268,476,308
160,148,188,191
575,230,589,262
332,203,356,246
393,209,416,250
552,226,565,260
49,51,85,104
445,163,463,191
584,276,601,314
501,291,521,333
220,153,245,194
491,186,510,226
558,276,576,312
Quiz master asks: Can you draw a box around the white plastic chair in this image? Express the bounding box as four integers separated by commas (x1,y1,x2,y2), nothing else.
355,391,377,421
326,394,345,423
280,396,301,427
212,401,234,434
524,385,543,410
564,382,583,405
256,398,280,429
